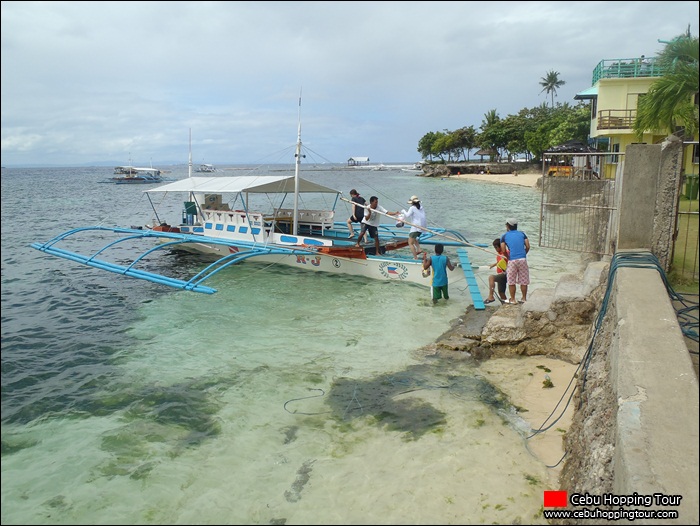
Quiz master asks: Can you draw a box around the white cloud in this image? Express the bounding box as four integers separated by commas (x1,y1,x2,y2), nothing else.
2,0,698,166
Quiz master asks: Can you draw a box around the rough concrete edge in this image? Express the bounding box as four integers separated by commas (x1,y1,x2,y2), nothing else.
612,266,699,524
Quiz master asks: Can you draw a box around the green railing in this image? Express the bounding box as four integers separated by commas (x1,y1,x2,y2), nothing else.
592,57,665,84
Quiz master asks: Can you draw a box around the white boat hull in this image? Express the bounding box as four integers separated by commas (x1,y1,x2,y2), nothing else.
169,237,429,286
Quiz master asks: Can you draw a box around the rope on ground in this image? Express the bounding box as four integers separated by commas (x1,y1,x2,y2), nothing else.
283,388,331,415
581,252,670,395
526,250,697,469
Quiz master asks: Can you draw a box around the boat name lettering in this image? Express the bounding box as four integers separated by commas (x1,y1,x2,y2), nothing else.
296,255,322,266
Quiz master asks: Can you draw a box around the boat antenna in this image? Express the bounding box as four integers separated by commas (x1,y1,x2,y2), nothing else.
188,129,193,179
292,89,304,235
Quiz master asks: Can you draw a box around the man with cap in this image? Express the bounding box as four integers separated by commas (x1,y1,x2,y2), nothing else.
402,195,427,258
499,218,530,304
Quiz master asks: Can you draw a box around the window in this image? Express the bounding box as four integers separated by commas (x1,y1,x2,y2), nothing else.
608,143,620,164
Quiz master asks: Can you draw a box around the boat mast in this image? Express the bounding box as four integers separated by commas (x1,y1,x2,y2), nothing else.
293,92,303,236
188,129,193,179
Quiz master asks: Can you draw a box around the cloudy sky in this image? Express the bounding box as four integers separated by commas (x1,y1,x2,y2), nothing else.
2,1,698,167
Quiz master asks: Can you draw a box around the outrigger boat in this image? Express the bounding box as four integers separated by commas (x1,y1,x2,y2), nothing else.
31,105,487,306
195,163,216,173
109,167,163,184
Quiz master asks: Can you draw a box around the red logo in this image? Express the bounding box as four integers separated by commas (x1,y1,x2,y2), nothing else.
543,491,568,507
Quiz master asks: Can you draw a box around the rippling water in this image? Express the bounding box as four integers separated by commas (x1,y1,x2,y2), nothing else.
1,165,579,524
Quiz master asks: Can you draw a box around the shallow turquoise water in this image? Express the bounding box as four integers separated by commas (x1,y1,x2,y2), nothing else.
1,165,577,524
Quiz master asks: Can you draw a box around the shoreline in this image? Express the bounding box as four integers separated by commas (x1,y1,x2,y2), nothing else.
478,355,576,484
446,171,542,188
427,306,575,485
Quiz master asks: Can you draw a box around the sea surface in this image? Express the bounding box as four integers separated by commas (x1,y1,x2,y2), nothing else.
1,164,580,524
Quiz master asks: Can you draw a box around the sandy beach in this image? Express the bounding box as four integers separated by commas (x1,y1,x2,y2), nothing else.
450,170,542,188
478,356,577,478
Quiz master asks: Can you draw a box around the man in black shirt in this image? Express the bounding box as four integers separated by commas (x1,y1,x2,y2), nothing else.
347,189,366,240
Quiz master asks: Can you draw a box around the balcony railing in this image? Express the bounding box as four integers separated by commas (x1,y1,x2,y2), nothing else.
597,109,636,130
592,57,665,84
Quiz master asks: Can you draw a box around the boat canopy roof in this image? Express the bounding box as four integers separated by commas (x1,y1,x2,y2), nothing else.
145,176,341,195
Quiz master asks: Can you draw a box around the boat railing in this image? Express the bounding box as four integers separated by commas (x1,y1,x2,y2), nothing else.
201,209,264,226
274,208,335,228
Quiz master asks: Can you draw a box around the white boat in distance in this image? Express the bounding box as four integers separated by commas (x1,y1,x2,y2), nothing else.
401,162,424,173
31,107,485,300
195,163,216,172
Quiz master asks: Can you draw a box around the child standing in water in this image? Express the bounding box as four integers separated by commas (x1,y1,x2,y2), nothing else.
422,243,455,304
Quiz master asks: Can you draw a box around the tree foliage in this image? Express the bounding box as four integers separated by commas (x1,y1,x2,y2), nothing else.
417,131,439,161
479,109,504,161
417,102,589,163
416,67,594,163
539,70,566,107
634,26,699,139
453,126,478,161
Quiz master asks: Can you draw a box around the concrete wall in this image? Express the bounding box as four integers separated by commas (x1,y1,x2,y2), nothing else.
616,144,660,250
559,254,699,525
557,136,696,524
650,136,684,270
616,137,683,270
611,260,699,524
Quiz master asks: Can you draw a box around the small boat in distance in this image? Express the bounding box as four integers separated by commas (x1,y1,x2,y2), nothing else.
195,163,216,173
401,162,424,173
114,165,138,175
109,167,163,184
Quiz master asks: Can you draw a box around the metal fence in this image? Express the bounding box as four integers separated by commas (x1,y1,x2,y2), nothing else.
673,141,699,283
539,153,619,256
538,144,698,286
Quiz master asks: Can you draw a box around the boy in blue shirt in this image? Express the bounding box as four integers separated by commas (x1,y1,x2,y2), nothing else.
422,243,455,304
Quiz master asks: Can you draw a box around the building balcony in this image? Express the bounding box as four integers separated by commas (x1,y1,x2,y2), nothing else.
597,109,636,131
591,57,665,84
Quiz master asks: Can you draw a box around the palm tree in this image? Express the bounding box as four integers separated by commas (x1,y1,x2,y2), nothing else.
480,109,501,161
634,27,699,139
539,70,566,107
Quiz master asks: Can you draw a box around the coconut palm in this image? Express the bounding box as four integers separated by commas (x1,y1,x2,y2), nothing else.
539,70,566,107
479,109,502,161
634,27,699,139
